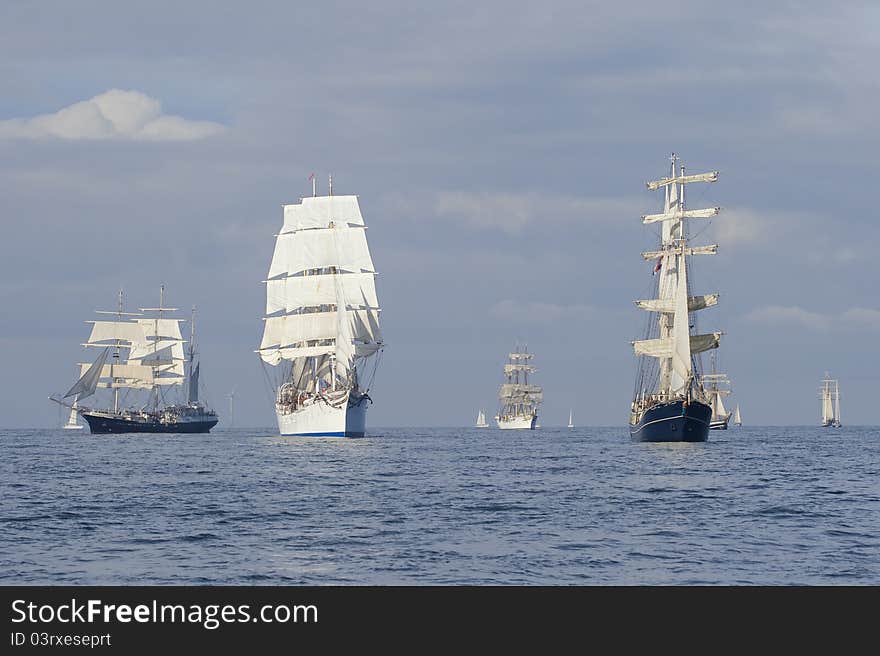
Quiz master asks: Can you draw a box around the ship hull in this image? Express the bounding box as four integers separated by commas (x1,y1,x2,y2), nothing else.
276,395,369,437
630,400,711,442
81,411,219,434
495,414,537,430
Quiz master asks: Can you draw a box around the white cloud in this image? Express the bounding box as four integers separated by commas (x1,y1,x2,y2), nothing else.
0,89,225,141
841,307,880,326
745,305,830,329
490,299,598,324
385,190,642,234
746,305,880,331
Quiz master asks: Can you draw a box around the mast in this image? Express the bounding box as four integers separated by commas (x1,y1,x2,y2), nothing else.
114,290,122,413
632,154,722,405
835,380,841,426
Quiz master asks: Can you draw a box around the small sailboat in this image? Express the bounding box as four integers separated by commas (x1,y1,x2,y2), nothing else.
733,404,742,426
62,391,84,430
702,352,733,430
819,373,841,428
567,409,574,429
475,409,488,428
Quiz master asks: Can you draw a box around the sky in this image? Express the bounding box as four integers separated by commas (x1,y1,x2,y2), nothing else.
1,1,879,428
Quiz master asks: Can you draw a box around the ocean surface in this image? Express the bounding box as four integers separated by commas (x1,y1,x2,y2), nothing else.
1,426,878,585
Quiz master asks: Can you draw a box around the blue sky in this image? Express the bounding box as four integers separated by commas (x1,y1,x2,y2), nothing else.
1,1,878,427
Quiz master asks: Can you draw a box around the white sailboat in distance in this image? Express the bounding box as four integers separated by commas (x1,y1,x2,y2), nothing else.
733,404,742,426
475,409,488,428
495,346,542,429
567,409,574,429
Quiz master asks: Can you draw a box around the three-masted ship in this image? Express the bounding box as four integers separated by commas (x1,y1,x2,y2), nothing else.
629,154,723,442
819,373,841,427
51,287,218,433
495,347,542,429
258,179,383,437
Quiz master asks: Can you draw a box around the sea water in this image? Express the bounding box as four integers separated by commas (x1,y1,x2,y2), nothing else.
1,426,877,584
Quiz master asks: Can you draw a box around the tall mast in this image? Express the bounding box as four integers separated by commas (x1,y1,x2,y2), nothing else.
835,380,840,424
114,289,123,414
188,305,196,403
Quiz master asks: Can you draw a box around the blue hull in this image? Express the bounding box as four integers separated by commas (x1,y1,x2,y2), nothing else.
82,412,219,434
630,400,711,442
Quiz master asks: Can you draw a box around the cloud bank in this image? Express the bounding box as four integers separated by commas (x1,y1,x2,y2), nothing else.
745,305,880,331
0,89,225,141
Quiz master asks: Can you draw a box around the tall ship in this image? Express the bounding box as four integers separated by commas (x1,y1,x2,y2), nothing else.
258,178,384,437
701,352,733,430
629,154,723,442
50,287,219,434
819,373,841,427
495,347,542,430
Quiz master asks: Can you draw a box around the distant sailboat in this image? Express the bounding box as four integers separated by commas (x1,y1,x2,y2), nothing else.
495,346,542,430
702,352,733,430
62,390,84,430
567,409,574,429
733,404,742,426
819,373,841,428
475,409,488,428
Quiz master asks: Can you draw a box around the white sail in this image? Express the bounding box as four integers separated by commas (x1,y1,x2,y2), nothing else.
642,206,720,224
64,347,111,400
135,318,184,341
265,272,377,314
85,321,147,346
635,294,718,313
333,271,355,383
632,333,722,358
568,409,573,428
822,389,834,423
63,397,83,429
268,227,375,279
504,363,536,375
259,309,381,363
714,393,727,418
669,251,692,393
734,404,742,425
281,195,365,232
835,382,841,425
642,245,717,260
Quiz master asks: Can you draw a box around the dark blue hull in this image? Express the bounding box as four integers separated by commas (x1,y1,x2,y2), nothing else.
630,399,711,442
82,412,219,434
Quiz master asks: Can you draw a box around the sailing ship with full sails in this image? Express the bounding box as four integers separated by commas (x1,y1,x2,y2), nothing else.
629,154,723,442
495,347,542,430
819,373,841,427
258,178,383,437
50,288,218,434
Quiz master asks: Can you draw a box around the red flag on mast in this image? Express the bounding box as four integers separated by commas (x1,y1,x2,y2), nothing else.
652,256,663,275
